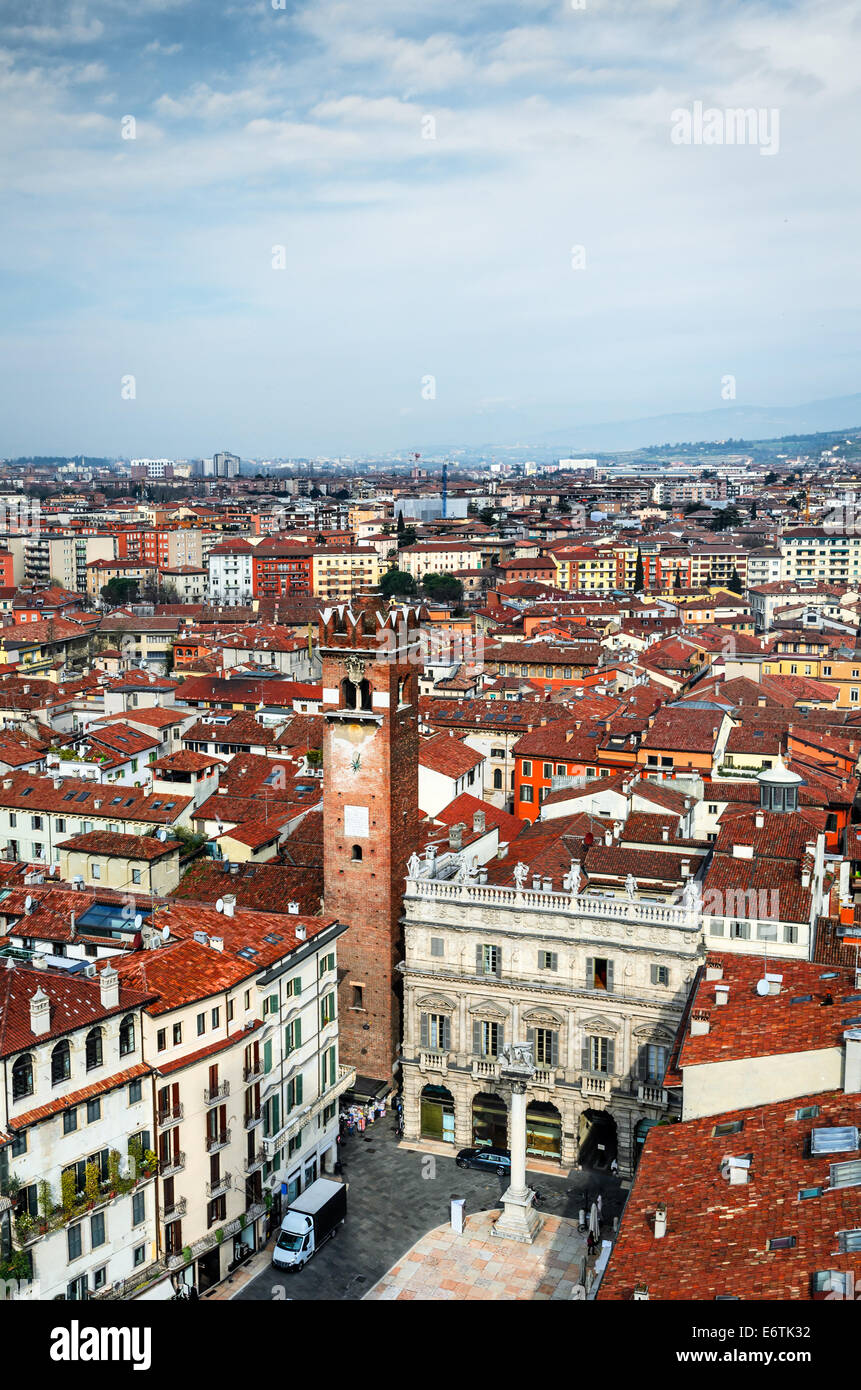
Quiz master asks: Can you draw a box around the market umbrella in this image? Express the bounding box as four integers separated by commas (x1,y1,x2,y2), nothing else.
589,1202,600,1241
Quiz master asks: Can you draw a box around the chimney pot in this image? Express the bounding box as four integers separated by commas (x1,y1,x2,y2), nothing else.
99,964,119,1010
654,1203,667,1239
714,983,730,1006
691,1008,711,1036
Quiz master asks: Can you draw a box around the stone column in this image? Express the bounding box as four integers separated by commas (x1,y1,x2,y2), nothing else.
492,1050,542,1245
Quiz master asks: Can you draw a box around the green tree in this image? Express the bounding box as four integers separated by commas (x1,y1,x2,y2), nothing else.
422,572,463,604
381,568,417,598
479,507,496,526
101,577,139,606
727,568,744,595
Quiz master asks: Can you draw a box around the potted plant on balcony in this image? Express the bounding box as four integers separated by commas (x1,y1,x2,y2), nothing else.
60,1169,77,1217
85,1160,100,1209
37,1180,53,1234
141,1149,158,1179
14,1212,35,1244
182,1245,193,1266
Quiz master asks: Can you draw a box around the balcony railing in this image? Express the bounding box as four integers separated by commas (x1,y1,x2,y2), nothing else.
419,1050,448,1074
161,1151,186,1176
533,1068,555,1089
243,1063,264,1084
637,1083,669,1107
206,1173,232,1198
244,1147,266,1173
581,1074,610,1097
205,1129,231,1154
204,1081,230,1105
406,871,699,930
262,1063,356,1156
162,1196,187,1221
472,1058,500,1081
244,1105,263,1129
157,1103,184,1129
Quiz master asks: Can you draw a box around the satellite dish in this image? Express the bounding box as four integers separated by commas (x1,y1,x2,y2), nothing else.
133,913,143,930
216,898,224,914
24,895,32,911
161,924,170,941
157,828,167,842
755,978,770,997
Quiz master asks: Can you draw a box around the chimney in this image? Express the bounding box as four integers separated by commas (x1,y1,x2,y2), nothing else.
680,858,690,877
690,1008,711,1036
654,1203,667,1238
705,955,723,981
53,776,62,791
287,901,299,914
714,983,730,1006
604,829,612,846
222,894,236,918
801,865,811,888
449,824,463,852
99,964,119,1010
295,922,307,941
722,1156,751,1185
766,973,783,996
542,875,552,892
661,825,669,842
29,986,51,1036
532,875,542,890
755,811,765,829
472,809,486,834
209,936,223,952
732,843,754,860
844,1028,861,1093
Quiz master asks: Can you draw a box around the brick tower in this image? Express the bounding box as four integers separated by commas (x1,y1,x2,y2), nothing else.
320,592,423,1084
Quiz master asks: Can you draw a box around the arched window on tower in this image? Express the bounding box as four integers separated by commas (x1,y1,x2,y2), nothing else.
351,845,363,861
359,678,372,710
341,678,357,709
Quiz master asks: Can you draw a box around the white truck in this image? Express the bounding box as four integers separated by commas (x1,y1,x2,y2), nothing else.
272,1178,348,1270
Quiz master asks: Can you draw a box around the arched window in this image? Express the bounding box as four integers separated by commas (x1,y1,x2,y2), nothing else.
493,769,503,790
51,1039,71,1086
351,845,363,861
85,1027,103,1071
358,678,371,711
12,1053,33,1100
119,1014,135,1057
341,678,357,710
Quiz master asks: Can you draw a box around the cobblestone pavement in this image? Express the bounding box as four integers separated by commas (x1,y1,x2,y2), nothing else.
233,1119,624,1302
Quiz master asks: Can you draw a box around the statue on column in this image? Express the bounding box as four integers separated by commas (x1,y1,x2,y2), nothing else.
625,873,637,900
407,852,422,879
512,861,529,890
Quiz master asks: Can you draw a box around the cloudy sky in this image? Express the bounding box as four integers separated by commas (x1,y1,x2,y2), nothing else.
1,0,859,458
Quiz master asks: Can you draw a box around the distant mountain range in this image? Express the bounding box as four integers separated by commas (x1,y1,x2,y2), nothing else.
426,392,861,461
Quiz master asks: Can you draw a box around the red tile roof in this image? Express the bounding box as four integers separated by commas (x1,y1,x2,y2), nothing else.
598,1088,861,1301
9,1061,151,1130
418,733,484,778
0,966,155,1056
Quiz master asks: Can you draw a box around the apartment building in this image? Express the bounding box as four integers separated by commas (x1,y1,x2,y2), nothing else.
0,964,158,1301
105,902,353,1298
310,546,381,601
0,772,193,866
208,539,256,605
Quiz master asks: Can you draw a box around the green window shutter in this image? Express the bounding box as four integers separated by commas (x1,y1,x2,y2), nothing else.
606,961,614,992
272,1094,280,1133
263,1039,272,1074
550,952,558,971
296,1073,303,1106
476,944,483,974
420,1013,429,1047
585,956,593,988
295,1018,301,1049
550,1031,559,1067
442,1015,451,1051
582,1036,591,1070
527,1027,535,1059
606,1039,615,1075
638,1044,648,1079
473,1020,482,1054
294,976,302,995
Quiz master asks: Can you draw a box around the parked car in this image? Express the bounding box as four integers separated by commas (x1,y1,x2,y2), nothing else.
456,1147,511,1176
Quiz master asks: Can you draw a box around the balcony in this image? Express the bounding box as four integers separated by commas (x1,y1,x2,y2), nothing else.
262,1063,356,1156
471,1058,501,1081
204,1081,230,1105
157,1103,184,1129
532,1068,556,1090
162,1196,187,1221
205,1129,231,1154
418,1050,448,1075
206,1173,232,1199
243,1063,264,1084
244,1147,266,1173
161,1151,186,1177
637,1083,669,1108
581,1074,610,1098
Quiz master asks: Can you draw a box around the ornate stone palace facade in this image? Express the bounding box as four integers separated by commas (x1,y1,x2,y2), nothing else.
401,860,702,1175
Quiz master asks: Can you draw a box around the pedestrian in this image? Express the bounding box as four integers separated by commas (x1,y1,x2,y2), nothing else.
596,1192,603,1221
587,1232,596,1256
610,1158,618,1175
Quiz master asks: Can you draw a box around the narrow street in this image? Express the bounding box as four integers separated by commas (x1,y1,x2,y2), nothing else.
235,1120,624,1301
